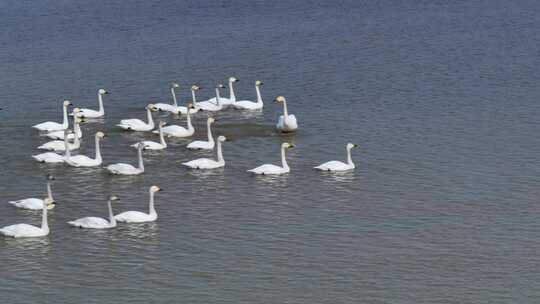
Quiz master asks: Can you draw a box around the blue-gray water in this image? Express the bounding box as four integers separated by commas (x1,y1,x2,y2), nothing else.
1,0,540,303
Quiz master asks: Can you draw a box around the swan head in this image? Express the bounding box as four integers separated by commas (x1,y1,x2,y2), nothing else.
150,185,162,193
63,100,72,107
347,143,358,150
159,121,167,127
218,135,227,142
98,89,108,95
187,102,194,109
191,85,201,91
229,77,239,83
109,195,120,202
282,142,295,149
96,131,105,139
208,117,216,124
255,80,263,86
147,104,157,111
171,82,180,89
274,96,286,103
217,84,227,89
46,174,55,181
44,198,55,208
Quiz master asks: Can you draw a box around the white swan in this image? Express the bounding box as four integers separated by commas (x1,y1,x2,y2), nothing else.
68,195,119,229
0,198,52,238
275,96,298,132
114,185,161,223
8,175,57,210
248,142,295,175
132,121,167,150
315,143,358,172
38,110,82,151
196,84,226,112
175,85,202,114
74,89,109,118
106,143,146,175
65,131,105,167
32,129,72,163
117,104,157,131
182,136,227,169
233,80,264,110
187,117,216,150
154,83,181,113
32,100,72,132
45,115,82,140
200,77,239,107
155,103,195,137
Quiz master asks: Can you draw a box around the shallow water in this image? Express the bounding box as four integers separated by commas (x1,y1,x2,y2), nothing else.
1,0,540,303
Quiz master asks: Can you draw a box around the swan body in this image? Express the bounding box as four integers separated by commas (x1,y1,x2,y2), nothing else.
74,89,109,118
275,96,298,132
155,103,195,137
38,113,82,152
68,196,118,229
154,83,180,113
196,84,226,112
175,85,202,114
0,198,52,238
65,131,105,167
315,143,358,171
187,117,215,150
117,104,157,131
107,143,146,175
32,100,72,132
233,80,264,110
33,130,71,163
200,77,238,107
131,121,167,150
183,136,226,169
45,121,82,140
114,186,161,223
248,142,294,175
8,175,56,210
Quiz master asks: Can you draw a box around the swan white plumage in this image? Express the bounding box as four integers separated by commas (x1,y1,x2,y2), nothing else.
155,103,195,137
154,83,182,113
45,116,82,140
174,85,202,114
187,117,216,150
0,198,52,238
106,143,146,175
200,77,239,107
275,96,298,132
74,89,109,118
315,143,358,172
32,100,72,132
38,110,82,152
248,142,295,175
68,195,119,229
182,136,227,169
233,80,264,110
65,131,105,167
8,175,57,210
195,84,226,112
131,121,167,150
117,104,157,131
114,185,161,223
32,129,72,163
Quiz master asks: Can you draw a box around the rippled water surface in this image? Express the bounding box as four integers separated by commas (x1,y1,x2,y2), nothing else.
1,0,540,303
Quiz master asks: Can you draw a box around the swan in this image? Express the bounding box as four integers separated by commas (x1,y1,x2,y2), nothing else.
131,121,167,150
155,103,195,137
8,175,57,210
65,131,105,167
200,77,239,107
182,136,227,169
32,129,72,163
196,84,227,112
46,107,83,140
114,185,161,223
117,104,157,131
315,143,358,171
68,195,119,229
174,85,202,114
0,198,52,238
233,80,264,110
275,96,298,132
154,82,181,113
106,143,146,175
38,110,82,151
248,142,295,175
187,117,216,150
32,100,72,132
74,89,109,118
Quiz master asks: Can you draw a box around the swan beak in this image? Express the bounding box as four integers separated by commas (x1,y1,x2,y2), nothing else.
289,144,296,148
104,91,109,94
353,144,358,148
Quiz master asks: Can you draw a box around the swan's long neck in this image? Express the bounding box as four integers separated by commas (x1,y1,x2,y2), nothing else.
64,133,71,158
107,200,116,226
149,191,156,216
146,108,154,126
347,147,354,166
281,146,289,170
46,181,53,201
159,125,166,147
229,80,236,102
215,88,221,106
255,86,263,105
171,87,178,107
97,93,105,115
282,99,289,117
72,117,80,147
217,140,224,164
62,104,69,129
137,146,144,171
186,107,193,130
95,136,102,162
41,199,48,231
191,90,197,105
207,121,214,143
74,120,82,138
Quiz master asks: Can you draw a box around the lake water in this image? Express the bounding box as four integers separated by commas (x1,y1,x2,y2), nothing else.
1,0,540,303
